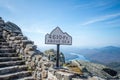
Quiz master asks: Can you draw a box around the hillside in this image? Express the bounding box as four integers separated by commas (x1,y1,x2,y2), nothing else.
79,46,120,64
65,60,119,79
107,62,120,73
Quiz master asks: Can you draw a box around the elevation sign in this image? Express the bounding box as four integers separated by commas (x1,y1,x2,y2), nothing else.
45,27,72,68
45,27,72,45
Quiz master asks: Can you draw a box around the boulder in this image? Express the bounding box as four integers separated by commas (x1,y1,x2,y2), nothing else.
74,60,119,79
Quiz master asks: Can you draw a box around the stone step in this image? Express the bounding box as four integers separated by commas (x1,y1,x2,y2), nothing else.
0,46,12,48
0,39,6,42
0,71,32,80
0,65,28,75
0,60,25,68
17,76,35,80
0,49,15,53
0,36,3,39
0,53,17,57
0,47,13,49
0,57,22,62
0,42,9,45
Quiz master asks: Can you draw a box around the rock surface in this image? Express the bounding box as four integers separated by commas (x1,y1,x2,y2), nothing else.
0,36,34,80
44,49,65,66
70,60,119,79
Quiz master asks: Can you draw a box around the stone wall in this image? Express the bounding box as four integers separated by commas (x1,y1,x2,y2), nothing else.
0,17,55,80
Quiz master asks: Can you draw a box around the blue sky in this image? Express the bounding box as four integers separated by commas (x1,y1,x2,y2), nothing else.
0,0,120,48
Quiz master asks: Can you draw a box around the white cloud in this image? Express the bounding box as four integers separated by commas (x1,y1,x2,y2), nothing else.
74,0,113,10
81,13,120,26
105,18,120,24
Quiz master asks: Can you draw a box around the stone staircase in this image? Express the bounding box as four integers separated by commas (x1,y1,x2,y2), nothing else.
0,36,34,80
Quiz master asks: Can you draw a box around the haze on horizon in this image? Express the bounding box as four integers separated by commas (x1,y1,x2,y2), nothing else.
0,0,120,48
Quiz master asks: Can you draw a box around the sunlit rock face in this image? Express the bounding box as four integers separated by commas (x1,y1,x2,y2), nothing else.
71,60,119,79
44,49,65,66
0,17,43,80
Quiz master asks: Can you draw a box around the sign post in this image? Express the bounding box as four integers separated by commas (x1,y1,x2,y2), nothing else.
45,27,72,68
56,44,60,67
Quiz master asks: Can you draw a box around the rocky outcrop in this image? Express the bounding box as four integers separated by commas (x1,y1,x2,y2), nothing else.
70,60,119,79
0,17,53,80
44,49,65,66
0,32,34,79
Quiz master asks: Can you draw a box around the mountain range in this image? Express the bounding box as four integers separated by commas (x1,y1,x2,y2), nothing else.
77,46,120,73
79,46,120,64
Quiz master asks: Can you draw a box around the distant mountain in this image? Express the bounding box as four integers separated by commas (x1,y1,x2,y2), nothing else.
40,46,120,64
79,46,120,64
